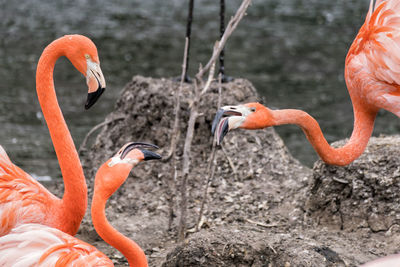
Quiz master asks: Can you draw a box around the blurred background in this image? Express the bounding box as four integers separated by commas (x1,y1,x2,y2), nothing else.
0,0,398,180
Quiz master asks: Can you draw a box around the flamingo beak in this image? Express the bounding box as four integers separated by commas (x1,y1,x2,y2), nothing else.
139,149,162,161
85,60,106,109
120,142,162,161
211,105,248,145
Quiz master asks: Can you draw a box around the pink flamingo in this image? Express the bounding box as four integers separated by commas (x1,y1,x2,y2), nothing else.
212,0,400,166
0,35,106,236
361,253,400,266
0,142,161,266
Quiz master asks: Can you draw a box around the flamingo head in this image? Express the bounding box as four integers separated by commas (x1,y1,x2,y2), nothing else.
112,142,162,164
211,102,272,145
61,35,106,109
96,142,161,197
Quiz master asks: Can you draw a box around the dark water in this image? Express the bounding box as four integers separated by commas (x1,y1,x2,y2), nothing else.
1,0,399,180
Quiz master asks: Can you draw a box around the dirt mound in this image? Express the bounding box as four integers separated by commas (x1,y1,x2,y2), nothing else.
161,226,377,267
79,76,311,265
76,76,400,266
161,133,400,267
306,135,400,232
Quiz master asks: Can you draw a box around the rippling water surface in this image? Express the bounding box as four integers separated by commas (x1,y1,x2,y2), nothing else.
0,0,398,180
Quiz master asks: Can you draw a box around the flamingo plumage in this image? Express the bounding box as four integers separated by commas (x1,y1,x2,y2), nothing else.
361,253,400,266
212,0,400,166
0,35,106,236
0,142,161,266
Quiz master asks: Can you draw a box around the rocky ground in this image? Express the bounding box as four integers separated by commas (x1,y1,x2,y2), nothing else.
51,76,400,266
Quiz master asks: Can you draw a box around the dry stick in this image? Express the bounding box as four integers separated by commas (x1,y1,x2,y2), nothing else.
177,61,215,239
200,47,217,96
166,37,190,231
78,115,125,154
221,144,238,180
177,57,216,240
196,0,252,81
195,74,223,232
165,37,190,161
167,164,178,231
177,80,200,242
177,0,252,242
245,218,285,229
167,142,180,231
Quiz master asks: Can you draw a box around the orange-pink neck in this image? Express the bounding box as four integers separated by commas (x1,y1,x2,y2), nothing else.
91,171,148,267
36,38,87,235
270,104,376,166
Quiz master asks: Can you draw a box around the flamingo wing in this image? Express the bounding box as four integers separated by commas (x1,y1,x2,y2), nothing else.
0,145,58,235
346,0,400,116
0,223,113,266
0,146,11,166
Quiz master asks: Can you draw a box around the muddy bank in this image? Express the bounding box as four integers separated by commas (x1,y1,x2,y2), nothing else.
74,76,399,266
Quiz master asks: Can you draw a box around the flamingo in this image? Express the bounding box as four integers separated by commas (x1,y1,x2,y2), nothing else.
211,0,400,166
0,142,161,266
0,34,106,236
361,253,400,266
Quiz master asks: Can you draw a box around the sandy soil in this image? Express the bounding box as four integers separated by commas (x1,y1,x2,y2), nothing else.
48,76,400,266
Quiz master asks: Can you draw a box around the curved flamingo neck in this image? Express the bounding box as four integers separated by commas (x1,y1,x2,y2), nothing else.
91,171,148,267
36,38,87,234
270,104,377,166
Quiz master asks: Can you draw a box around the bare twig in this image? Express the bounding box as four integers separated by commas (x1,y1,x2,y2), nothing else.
244,157,254,179
195,74,223,232
221,144,238,179
245,218,285,229
165,37,190,232
78,115,125,153
196,0,252,81
177,0,252,242
200,44,218,96
177,81,200,241
167,165,178,231
177,171,188,241
164,37,190,161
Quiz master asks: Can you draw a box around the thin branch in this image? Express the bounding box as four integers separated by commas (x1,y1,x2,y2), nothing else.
221,144,238,180
196,0,252,81
178,81,200,242
182,86,199,176
165,37,190,233
244,158,254,179
195,74,222,232
167,164,178,231
164,37,190,161
78,115,125,154
200,43,218,96
177,0,251,242
245,218,285,229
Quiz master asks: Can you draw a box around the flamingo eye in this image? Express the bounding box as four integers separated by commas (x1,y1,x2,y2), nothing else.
85,54,90,59
250,107,256,112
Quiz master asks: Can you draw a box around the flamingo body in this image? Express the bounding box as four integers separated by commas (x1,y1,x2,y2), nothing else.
0,147,54,235
361,253,400,266
0,223,112,266
0,143,160,266
0,35,106,236
212,0,400,166
346,0,400,117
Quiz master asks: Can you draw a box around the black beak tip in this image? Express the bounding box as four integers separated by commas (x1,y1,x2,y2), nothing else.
211,109,226,135
140,149,162,161
217,118,229,146
85,87,106,110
